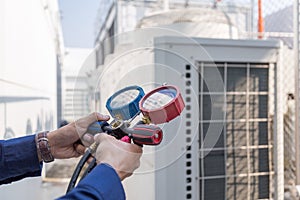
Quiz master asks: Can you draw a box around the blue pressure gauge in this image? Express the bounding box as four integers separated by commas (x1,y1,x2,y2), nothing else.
106,86,145,120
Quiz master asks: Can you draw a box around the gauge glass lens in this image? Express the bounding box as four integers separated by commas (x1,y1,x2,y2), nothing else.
110,89,140,108
142,88,177,110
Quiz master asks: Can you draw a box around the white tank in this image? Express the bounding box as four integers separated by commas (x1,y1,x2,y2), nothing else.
136,8,239,39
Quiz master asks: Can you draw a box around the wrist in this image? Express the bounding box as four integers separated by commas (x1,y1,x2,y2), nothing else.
98,162,127,181
35,131,55,163
46,130,56,157
35,133,43,162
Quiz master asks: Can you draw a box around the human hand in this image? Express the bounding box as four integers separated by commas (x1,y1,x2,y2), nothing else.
46,112,110,159
94,133,143,181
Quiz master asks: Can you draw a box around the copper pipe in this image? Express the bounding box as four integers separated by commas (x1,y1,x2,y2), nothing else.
258,0,264,39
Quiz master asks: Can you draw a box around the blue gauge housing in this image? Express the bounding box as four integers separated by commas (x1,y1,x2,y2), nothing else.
106,86,145,120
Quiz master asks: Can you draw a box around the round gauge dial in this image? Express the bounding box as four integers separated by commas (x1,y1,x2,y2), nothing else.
139,85,185,124
110,89,140,109
106,86,144,120
142,88,177,110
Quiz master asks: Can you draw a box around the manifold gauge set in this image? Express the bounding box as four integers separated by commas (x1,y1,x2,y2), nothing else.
66,84,185,193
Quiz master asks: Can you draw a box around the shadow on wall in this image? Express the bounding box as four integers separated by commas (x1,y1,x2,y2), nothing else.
26,119,32,135
4,127,15,139
3,112,54,139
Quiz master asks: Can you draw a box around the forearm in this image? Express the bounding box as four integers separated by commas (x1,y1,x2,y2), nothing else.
57,164,125,200
0,135,42,184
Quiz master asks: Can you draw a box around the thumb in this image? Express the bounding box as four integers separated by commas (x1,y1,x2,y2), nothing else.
84,112,110,125
94,133,110,143
96,113,110,121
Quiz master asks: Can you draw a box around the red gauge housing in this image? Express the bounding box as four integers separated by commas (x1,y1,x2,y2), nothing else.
139,85,185,124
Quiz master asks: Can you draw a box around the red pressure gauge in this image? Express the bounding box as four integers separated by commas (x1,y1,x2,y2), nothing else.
139,85,185,124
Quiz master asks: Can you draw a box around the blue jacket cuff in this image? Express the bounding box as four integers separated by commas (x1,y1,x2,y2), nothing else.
0,135,42,184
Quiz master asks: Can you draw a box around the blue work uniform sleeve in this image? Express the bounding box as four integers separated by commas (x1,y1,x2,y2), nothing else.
58,164,125,200
0,135,42,185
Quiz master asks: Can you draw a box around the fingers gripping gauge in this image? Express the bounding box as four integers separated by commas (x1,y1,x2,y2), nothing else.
139,85,185,124
106,86,145,120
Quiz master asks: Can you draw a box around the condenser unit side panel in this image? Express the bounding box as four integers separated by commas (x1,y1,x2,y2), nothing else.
153,39,200,200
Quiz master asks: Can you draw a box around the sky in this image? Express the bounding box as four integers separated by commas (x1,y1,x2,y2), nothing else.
58,0,101,48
